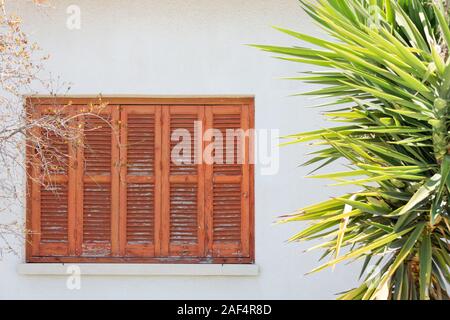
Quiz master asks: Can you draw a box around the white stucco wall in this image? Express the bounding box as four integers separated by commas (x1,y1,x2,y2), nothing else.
0,0,362,299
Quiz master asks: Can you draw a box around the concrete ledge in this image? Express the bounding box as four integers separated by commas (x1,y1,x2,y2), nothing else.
17,263,259,277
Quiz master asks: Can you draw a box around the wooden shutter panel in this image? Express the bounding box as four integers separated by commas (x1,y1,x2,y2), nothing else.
77,106,120,257
161,106,205,257
119,106,161,257
29,105,76,257
205,105,252,259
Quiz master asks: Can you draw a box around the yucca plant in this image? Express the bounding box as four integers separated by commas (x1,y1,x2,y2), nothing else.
254,0,450,300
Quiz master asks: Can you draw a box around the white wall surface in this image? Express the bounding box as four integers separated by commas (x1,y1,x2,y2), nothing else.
0,0,362,299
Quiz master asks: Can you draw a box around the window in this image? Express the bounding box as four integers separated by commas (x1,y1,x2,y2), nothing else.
26,97,254,264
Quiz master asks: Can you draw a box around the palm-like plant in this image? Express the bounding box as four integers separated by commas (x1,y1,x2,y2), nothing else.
254,0,450,300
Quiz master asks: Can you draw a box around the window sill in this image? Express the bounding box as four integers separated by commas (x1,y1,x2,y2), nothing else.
17,263,259,277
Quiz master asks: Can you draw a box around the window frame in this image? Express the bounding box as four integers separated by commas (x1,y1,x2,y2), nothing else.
25,96,255,264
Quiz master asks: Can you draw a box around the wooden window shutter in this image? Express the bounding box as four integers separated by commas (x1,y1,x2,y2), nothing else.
119,106,161,257
161,106,205,257
29,105,77,257
76,105,120,257
205,105,253,259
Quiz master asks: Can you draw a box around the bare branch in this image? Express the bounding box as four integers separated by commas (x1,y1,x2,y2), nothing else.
0,1,109,257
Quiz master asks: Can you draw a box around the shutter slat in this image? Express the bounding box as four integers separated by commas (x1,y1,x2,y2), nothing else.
169,183,198,244
126,183,154,244
40,184,68,243
127,113,155,176
83,183,111,243
213,183,241,243
170,114,198,175
213,113,242,176
84,115,112,176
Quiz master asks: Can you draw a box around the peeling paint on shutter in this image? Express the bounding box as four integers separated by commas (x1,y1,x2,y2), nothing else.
213,183,242,243
126,183,155,243
82,182,112,256
38,183,69,256
170,183,198,244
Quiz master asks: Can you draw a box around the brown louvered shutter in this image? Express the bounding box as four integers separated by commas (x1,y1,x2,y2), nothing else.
161,106,205,257
28,97,254,264
76,105,120,257
119,105,161,257
29,105,76,257
205,105,252,259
